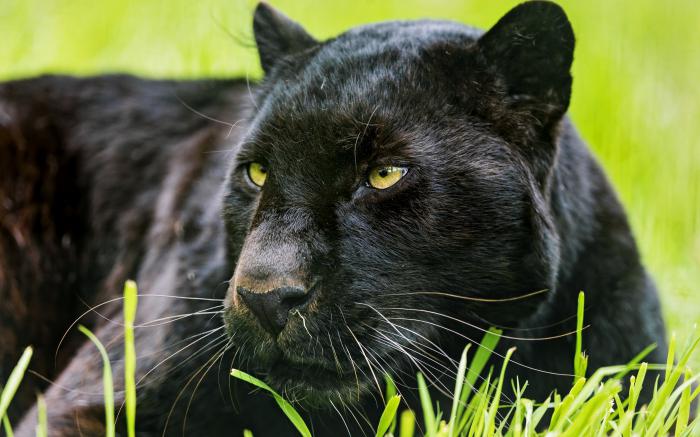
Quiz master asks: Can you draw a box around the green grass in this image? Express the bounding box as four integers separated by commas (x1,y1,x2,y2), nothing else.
230,293,700,436
1,283,698,435
0,347,32,427
78,325,116,437
231,369,312,437
0,0,696,363
34,396,46,437
123,280,138,437
574,291,588,381
0,0,698,434
230,296,700,437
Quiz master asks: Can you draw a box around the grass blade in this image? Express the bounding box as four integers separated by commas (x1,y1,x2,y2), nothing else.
35,394,47,437
612,343,656,381
462,328,501,409
384,373,398,435
466,329,501,390
448,344,470,437
675,369,691,436
123,279,138,437
574,291,588,381
485,347,515,436
2,415,13,437
0,347,33,422
375,394,401,437
231,369,311,437
399,409,415,437
416,372,435,436
79,325,115,437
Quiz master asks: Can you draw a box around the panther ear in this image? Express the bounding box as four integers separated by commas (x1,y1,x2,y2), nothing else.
477,1,575,128
253,2,318,74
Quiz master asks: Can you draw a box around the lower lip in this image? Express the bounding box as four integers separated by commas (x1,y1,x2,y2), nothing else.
270,358,343,382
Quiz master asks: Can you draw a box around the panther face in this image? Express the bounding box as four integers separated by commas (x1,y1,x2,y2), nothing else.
222,2,573,405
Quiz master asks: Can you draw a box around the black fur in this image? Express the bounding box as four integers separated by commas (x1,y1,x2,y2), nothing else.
0,2,668,435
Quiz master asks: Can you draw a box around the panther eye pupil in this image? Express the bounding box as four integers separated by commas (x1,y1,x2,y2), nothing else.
378,169,388,177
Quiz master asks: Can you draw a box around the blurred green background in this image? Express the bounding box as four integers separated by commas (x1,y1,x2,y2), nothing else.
1,0,698,360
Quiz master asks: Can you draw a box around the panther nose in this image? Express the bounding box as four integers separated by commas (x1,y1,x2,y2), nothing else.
236,286,309,335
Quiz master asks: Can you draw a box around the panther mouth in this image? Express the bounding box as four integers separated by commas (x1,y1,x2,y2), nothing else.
262,355,371,404
224,303,377,403
270,358,340,382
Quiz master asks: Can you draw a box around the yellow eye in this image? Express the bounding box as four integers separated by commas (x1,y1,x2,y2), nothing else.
367,166,407,190
246,162,268,187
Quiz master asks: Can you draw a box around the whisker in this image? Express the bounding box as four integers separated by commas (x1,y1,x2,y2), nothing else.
358,304,457,397
160,337,230,437
329,399,352,437
338,305,385,405
388,316,574,377
182,339,234,435
136,307,225,328
106,326,222,365
365,328,455,398
372,305,588,342
336,329,363,403
136,328,227,389
352,105,379,172
345,323,385,405
227,337,249,413
327,331,345,377
114,332,229,424
338,397,366,437
348,402,374,436
27,370,105,397
371,323,512,409
382,288,548,303
154,332,230,384
215,337,236,405
176,94,245,139
366,327,455,378
475,308,588,332
245,71,259,111
121,337,226,429
92,306,225,330
360,303,458,367
361,304,514,405
56,294,224,360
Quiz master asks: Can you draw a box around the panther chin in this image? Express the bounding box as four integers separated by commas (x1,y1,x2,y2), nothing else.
263,356,372,407
224,311,373,407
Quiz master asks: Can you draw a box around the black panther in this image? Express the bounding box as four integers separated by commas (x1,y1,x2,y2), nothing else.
0,1,668,435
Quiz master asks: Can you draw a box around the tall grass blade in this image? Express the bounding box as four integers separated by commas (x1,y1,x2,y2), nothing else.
231,369,311,437
484,347,515,436
123,280,138,437
399,409,415,437
0,347,33,423
448,344,470,437
574,291,587,381
2,415,13,437
376,395,401,437
416,372,435,436
79,325,115,437
384,373,398,435
35,394,47,437
612,343,656,380
530,395,551,432
460,327,501,412
674,369,691,436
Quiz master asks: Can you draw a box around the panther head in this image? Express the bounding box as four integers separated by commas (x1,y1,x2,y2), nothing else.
223,1,574,405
